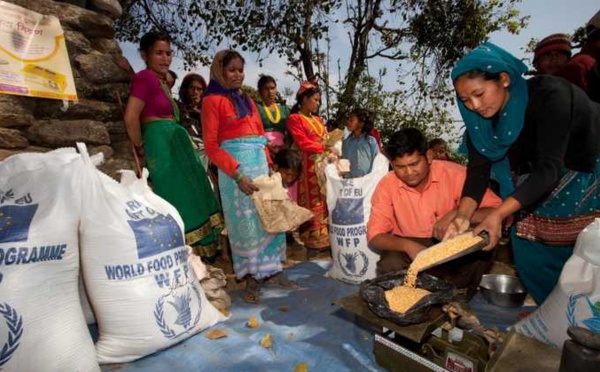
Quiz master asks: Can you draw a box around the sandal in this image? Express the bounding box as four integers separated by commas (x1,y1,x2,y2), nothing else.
241,277,261,304
264,272,299,289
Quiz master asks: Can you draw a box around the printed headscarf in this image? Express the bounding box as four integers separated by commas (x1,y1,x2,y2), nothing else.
204,49,253,118
451,42,529,197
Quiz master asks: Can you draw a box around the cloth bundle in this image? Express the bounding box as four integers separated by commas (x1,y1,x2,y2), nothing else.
251,173,313,233
187,247,231,312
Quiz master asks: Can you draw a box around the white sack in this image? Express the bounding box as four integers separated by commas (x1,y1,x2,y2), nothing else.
0,149,99,372
325,154,388,284
514,218,600,347
77,144,224,363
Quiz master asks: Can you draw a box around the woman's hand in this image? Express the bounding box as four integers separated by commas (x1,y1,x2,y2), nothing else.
325,148,339,162
473,211,503,250
433,210,458,241
237,176,259,196
443,213,471,240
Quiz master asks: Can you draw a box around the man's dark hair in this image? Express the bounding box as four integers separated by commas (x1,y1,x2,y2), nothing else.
167,70,178,81
384,128,428,160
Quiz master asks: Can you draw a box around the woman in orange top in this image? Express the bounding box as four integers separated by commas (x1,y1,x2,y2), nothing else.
201,50,294,304
287,82,337,254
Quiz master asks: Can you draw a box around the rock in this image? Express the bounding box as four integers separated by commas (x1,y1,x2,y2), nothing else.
90,38,121,54
64,30,92,56
0,95,36,128
110,140,135,159
74,77,94,98
8,0,114,39
91,0,122,18
97,157,137,180
91,82,130,103
0,128,29,149
28,120,110,147
89,145,114,160
105,121,126,135
34,99,121,122
75,53,131,84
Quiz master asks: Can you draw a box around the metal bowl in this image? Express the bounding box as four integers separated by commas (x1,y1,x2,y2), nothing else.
479,274,527,308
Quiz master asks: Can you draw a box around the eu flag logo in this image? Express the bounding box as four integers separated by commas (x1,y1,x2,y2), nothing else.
331,198,364,225
128,213,184,259
0,204,38,244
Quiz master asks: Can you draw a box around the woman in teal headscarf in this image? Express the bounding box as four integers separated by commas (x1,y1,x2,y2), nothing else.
445,42,600,305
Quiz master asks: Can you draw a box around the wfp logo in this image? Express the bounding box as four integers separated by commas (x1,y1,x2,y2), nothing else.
128,213,184,260
0,303,23,368
0,205,38,244
331,198,364,226
338,250,369,278
567,293,600,333
154,283,202,339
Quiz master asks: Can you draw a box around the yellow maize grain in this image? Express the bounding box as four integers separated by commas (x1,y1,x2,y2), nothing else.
384,286,431,313
384,233,483,314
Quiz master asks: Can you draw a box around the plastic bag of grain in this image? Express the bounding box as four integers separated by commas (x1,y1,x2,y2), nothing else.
76,143,225,363
0,149,99,372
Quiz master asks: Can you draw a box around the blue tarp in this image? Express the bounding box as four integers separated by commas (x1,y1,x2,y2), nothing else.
98,261,535,372
100,261,384,372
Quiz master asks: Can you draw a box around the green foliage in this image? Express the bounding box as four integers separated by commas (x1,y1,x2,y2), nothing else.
117,0,529,142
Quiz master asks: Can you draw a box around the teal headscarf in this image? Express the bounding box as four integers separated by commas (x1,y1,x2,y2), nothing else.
451,42,529,198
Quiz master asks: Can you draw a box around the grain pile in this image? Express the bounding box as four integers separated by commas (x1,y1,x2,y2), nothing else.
385,232,484,313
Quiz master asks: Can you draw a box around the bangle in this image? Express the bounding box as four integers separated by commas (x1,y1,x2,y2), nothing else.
235,173,244,183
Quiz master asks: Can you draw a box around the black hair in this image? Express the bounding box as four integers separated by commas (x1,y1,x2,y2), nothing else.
257,75,276,91
178,73,207,105
167,70,178,81
290,86,321,114
139,31,171,54
384,128,428,160
428,138,446,149
587,25,600,43
273,149,301,172
460,69,503,82
222,50,246,69
349,108,374,135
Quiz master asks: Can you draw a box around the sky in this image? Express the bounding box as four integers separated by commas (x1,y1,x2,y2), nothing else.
120,0,599,138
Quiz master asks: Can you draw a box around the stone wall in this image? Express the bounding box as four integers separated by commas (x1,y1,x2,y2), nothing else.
0,0,135,178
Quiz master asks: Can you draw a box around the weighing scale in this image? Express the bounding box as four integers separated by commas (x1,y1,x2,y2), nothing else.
334,292,562,372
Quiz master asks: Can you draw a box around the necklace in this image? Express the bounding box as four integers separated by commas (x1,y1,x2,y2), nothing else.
263,103,281,124
300,113,325,138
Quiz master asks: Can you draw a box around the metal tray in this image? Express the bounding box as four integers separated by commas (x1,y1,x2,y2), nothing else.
416,231,489,272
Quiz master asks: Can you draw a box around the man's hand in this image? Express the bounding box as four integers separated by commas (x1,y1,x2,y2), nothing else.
403,240,427,260
473,211,503,250
433,210,458,241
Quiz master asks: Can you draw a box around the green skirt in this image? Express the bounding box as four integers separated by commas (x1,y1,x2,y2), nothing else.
142,120,223,257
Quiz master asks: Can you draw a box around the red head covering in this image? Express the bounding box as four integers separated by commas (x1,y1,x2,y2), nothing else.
296,81,318,98
533,34,572,63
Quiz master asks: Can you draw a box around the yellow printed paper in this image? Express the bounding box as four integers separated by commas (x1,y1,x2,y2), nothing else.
0,1,77,100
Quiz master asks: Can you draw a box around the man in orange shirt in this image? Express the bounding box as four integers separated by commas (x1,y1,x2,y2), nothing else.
367,128,502,295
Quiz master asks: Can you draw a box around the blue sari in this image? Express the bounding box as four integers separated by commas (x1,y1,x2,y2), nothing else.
219,137,286,280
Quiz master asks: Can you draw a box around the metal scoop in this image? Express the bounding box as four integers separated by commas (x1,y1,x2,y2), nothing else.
415,231,490,272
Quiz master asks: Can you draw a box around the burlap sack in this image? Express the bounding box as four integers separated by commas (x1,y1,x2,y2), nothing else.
251,173,314,233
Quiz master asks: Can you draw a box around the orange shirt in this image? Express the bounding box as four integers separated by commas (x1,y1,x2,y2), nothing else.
367,160,502,241
201,94,267,177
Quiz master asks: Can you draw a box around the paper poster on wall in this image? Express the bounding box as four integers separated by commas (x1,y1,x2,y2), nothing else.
0,1,77,101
